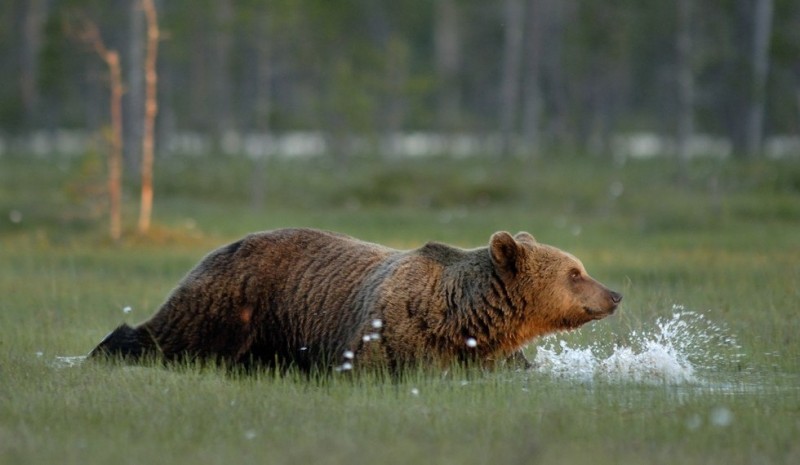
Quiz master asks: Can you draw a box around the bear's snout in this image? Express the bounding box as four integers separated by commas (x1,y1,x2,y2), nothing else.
605,290,622,314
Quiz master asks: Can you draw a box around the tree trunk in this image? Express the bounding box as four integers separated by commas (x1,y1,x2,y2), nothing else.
745,0,774,158
499,0,525,157
521,0,544,157
675,0,693,183
125,0,145,172
138,0,159,234
251,9,272,211
212,0,234,141
434,0,461,132
382,35,409,155
21,0,48,128
107,51,124,241
76,18,125,241
545,0,570,148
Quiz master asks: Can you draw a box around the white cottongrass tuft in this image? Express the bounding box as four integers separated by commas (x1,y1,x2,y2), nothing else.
363,333,381,342
9,210,22,223
686,414,702,430
335,362,353,372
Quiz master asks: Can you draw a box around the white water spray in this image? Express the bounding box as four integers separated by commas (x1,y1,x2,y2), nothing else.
533,307,742,384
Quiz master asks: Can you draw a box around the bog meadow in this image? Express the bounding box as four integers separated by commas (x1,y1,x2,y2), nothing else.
4,1,800,464
1,154,799,465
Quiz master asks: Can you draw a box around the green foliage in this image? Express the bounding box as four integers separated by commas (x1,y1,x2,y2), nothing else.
6,0,800,143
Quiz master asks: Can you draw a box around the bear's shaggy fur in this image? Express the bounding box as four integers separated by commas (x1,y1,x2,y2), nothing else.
90,228,621,372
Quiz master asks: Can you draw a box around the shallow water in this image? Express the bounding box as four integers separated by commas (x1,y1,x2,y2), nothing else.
54,308,786,393
52,355,87,368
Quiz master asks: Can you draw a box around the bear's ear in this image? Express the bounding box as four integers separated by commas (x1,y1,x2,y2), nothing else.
490,231,522,273
514,232,537,245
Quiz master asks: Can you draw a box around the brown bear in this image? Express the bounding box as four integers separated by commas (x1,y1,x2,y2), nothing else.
89,228,621,372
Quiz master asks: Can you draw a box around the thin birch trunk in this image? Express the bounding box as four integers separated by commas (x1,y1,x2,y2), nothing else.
138,0,159,233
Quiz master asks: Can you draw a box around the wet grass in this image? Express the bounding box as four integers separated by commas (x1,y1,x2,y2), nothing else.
1,153,799,464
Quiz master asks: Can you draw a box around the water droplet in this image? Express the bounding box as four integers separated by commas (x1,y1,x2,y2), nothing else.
368,333,381,341
410,388,419,396
35,351,43,357
363,335,371,342
710,407,733,427
465,338,477,348
123,306,133,314
343,350,354,360
686,414,702,430
244,430,257,440
371,319,383,329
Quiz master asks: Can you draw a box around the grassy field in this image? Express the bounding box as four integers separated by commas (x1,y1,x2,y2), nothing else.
1,153,799,464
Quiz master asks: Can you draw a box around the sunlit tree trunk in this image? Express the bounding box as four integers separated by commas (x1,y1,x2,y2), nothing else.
138,0,159,234
499,0,525,157
74,18,125,241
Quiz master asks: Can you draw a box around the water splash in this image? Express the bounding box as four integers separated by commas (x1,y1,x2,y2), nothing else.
52,355,88,368
533,307,742,384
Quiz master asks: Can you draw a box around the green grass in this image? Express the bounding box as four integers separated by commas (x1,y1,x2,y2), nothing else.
1,153,799,464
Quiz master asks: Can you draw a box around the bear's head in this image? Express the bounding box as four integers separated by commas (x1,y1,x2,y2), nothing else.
489,231,622,336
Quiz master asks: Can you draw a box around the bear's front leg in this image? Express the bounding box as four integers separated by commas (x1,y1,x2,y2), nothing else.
504,350,534,370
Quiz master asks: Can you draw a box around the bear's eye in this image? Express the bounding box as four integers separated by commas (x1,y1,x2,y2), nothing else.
569,269,582,281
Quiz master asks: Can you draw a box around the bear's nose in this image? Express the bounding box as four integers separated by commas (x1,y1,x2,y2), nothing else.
610,291,623,304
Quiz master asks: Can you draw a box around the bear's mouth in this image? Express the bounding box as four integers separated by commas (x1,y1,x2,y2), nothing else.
583,306,616,319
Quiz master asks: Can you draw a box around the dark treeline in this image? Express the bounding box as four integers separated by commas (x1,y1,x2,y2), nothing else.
2,0,799,159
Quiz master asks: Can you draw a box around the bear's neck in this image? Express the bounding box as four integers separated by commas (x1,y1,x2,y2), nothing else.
439,259,530,359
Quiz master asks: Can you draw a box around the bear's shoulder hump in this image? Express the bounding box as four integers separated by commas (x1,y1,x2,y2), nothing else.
416,241,466,264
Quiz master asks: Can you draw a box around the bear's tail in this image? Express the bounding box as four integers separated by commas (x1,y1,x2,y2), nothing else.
88,323,158,361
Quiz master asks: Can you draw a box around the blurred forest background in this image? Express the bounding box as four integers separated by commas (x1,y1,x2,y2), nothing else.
2,0,800,163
